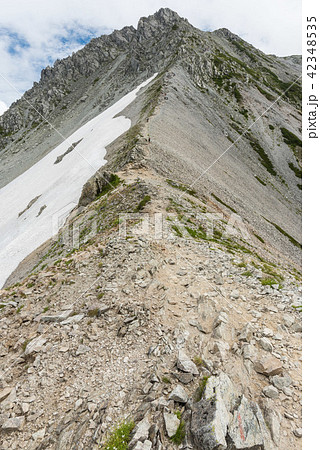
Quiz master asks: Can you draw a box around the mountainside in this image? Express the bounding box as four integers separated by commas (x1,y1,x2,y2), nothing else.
0,8,302,450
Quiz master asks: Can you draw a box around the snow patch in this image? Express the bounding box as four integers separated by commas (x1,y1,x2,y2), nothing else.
0,74,157,287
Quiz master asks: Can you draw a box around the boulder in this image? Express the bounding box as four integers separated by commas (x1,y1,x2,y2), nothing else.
238,323,254,342
24,337,47,356
270,374,292,391
254,356,283,377
242,344,257,361
259,337,273,352
2,416,25,431
191,373,237,449
293,428,302,438
130,417,150,446
176,350,199,375
163,413,180,438
169,385,188,403
228,396,264,448
133,440,152,450
283,314,295,327
191,395,229,449
0,387,13,403
263,385,279,399
263,404,282,444
40,309,73,323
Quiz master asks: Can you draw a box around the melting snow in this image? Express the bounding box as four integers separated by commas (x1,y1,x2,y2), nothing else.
0,74,157,287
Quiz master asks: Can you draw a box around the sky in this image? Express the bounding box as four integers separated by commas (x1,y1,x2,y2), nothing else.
0,0,301,112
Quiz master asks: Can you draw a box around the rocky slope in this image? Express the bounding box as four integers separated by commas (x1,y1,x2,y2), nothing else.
0,8,302,450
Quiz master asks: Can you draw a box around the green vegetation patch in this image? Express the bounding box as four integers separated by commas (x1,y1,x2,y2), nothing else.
232,83,242,103
162,376,171,384
104,420,135,450
280,127,302,149
241,270,253,277
253,233,265,243
96,174,121,199
255,175,266,186
288,162,302,179
232,40,257,62
265,218,302,249
211,193,237,213
249,139,277,176
196,376,210,402
261,277,282,288
134,195,151,212
171,420,186,445
166,179,198,197
256,85,276,102
140,77,163,118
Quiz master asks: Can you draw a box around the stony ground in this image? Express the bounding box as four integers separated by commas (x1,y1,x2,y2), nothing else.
0,167,302,449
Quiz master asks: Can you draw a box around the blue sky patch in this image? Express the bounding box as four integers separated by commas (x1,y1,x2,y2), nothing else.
0,29,31,55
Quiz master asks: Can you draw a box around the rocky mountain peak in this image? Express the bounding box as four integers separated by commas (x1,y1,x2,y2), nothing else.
213,27,243,42
137,8,188,40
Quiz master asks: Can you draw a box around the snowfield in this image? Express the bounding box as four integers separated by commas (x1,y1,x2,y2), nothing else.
0,74,157,287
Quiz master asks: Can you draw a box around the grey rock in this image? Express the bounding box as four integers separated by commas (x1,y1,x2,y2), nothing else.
283,313,295,327
131,417,150,445
169,385,188,403
212,311,228,328
133,441,152,450
213,323,228,340
60,314,84,325
242,344,257,361
191,373,237,449
228,396,264,448
32,428,46,440
262,327,274,337
163,412,180,438
238,323,254,342
230,290,240,300
2,416,25,431
293,427,302,438
191,395,229,449
273,333,283,341
271,374,292,391
252,403,276,450
214,274,224,285
176,350,199,375
259,337,273,352
254,356,283,376
292,322,302,333
174,372,194,384
40,309,73,322
24,337,47,356
263,385,279,399
262,402,282,444
0,387,13,403
283,387,293,396
212,341,230,361
76,345,91,355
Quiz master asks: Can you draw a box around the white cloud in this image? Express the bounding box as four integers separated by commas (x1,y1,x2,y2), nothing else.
0,100,8,116
0,0,301,108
